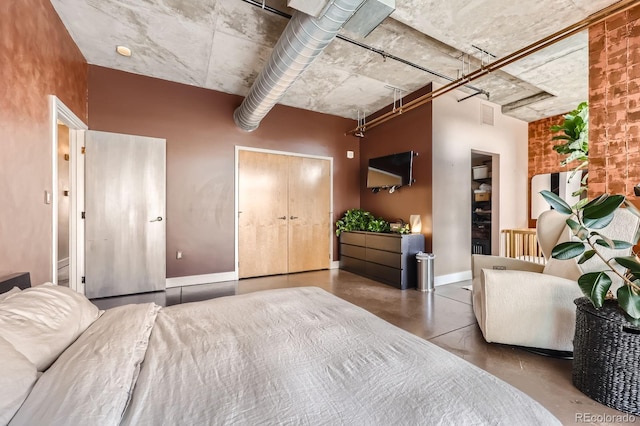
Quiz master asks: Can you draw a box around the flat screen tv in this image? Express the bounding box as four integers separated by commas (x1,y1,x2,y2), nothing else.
366,151,415,189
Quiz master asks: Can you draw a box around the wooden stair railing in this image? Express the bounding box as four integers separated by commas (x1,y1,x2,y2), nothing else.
500,228,546,264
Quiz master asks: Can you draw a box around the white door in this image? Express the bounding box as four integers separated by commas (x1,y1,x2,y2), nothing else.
84,131,166,298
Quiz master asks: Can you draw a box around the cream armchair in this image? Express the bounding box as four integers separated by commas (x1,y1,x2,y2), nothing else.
472,208,640,352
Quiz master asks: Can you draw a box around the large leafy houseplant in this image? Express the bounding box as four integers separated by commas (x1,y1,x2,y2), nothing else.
541,190,640,323
550,102,589,197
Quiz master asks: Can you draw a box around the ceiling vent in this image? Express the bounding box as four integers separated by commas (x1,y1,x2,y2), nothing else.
343,0,395,38
234,0,366,132
481,104,494,126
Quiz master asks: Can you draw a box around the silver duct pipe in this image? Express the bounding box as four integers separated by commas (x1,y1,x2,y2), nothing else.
233,0,365,132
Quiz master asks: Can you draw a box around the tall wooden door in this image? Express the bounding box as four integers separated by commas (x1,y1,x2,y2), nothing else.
238,151,331,278
85,131,166,298
238,151,289,278
288,156,331,273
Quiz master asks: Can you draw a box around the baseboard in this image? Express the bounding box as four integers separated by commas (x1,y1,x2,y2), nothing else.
330,260,340,269
166,271,238,288
434,270,472,286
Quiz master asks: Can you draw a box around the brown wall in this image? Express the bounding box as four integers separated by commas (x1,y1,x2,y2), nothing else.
359,85,433,251
0,0,87,284
589,5,640,198
88,66,360,278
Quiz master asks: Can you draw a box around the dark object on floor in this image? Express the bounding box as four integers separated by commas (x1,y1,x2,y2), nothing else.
572,297,640,415
0,272,31,293
522,347,573,360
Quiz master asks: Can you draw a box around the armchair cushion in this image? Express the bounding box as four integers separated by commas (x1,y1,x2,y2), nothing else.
477,269,582,352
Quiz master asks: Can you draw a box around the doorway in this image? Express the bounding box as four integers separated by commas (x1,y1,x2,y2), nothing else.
57,122,70,286
51,96,87,293
236,148,333,279
471,151,499,255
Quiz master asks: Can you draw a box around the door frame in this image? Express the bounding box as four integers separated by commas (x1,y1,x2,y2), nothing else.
470,149,500,255
234,146,334,277
50,96,87,293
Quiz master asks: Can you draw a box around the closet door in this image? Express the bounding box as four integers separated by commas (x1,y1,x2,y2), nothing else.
288,156,331,273
238,151,288,278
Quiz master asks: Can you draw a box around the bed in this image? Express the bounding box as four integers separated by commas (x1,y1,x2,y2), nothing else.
0,281,560,425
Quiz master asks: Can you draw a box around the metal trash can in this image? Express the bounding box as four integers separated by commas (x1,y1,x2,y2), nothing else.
416,252,435,292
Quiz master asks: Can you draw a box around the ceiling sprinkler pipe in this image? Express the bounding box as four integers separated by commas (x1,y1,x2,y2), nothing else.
233,0,365,132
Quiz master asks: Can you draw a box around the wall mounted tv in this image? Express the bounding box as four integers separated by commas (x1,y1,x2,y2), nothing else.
366,151,415,189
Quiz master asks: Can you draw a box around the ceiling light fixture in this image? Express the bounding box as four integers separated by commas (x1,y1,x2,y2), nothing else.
116,45,132,57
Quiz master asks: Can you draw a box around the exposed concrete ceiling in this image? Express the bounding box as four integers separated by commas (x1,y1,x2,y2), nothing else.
50,0,618,123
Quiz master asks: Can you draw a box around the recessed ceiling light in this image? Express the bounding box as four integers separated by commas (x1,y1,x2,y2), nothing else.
116,45,132,57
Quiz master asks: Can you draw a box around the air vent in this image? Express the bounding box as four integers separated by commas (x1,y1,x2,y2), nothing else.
482,104,494,126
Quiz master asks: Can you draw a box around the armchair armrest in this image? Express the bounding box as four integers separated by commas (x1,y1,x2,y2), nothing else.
471,255,546,326
476,269,583,351
472,255,545,282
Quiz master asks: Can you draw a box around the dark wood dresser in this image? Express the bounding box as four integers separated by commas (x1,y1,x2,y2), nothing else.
339,231,425,290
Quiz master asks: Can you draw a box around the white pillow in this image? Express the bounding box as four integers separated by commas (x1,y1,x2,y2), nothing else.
0,283,102,371
0,335,37,424
0,286,21,302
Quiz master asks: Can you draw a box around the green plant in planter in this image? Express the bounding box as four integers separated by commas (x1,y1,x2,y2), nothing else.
396,224,411,234
335,209,392,236
367,217,390,233
541,190,640,323
335,209,374,236
550,102,589,197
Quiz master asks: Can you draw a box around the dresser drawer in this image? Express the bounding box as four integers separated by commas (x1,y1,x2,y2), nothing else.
365,233,401,252
340,255,366,275
341,244,366,260
365,262,402,287
366,248,401,269
340,232,366,246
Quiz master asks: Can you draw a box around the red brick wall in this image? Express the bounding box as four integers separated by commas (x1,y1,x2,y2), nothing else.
527,113,568,225
528,113,570,178
589,6,640,198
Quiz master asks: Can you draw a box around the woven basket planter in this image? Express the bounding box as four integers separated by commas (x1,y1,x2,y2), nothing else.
573,297,640,415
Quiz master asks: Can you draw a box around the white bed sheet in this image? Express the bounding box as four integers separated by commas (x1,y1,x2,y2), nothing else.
122,287,559,425
10,303,160,426
11,287,560,425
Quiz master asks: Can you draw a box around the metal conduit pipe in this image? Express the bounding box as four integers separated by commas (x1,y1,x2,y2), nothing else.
234,0,365,131
346,0,640,136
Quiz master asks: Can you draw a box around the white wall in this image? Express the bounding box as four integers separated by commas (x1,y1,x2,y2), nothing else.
432,86,529,283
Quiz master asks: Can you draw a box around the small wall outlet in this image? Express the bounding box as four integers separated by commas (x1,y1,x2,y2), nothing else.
346,150,354,159
176,250,183,259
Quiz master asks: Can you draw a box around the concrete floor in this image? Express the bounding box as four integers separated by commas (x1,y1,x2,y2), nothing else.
92,269,629,425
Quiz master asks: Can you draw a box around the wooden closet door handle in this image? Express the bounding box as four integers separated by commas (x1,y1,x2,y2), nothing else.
290,216,299,220
277,216,287,220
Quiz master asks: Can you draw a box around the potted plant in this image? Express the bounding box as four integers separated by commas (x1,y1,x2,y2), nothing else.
541,189,640,415
335,209,415,237
550,102,589,197
335,209,375,236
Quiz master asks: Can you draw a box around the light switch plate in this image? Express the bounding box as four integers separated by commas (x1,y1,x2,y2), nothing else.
44,190,51,204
